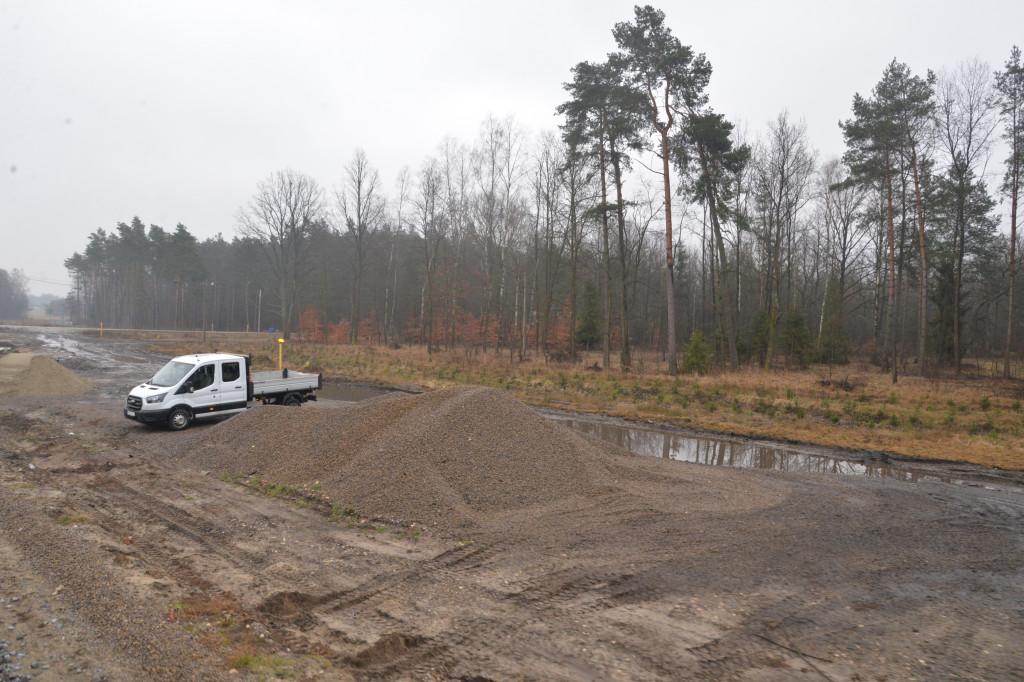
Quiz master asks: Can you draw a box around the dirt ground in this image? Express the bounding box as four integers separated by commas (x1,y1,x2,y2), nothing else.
1,326,1023,681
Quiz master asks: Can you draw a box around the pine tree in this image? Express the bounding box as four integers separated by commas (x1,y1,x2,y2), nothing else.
996,46,1024,377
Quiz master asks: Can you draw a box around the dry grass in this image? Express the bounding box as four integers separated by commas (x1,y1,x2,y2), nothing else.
168,594,240,618
145,335,1024,472
55,514,92,525
163,593,304,679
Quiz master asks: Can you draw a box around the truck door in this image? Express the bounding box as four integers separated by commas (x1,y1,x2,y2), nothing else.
218,359,247,412
183,363,219,416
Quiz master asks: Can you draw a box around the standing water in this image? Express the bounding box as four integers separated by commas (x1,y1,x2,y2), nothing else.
548,416,963,484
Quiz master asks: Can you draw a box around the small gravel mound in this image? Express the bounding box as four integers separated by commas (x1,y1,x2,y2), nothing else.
0,353,93,397
171,386,627,528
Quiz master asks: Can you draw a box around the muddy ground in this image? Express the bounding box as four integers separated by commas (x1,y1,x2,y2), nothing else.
1,326,1023,681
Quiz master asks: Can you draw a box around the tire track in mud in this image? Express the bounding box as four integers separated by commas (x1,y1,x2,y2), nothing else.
22,459,388,674
350,495,709,679
44,458,498,676
0,480,224,680
278,542,513,676
323,541,507,613
927,487,1024,530
46,471,273,588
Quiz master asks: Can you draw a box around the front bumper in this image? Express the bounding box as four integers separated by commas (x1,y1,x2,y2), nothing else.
124,406,172,424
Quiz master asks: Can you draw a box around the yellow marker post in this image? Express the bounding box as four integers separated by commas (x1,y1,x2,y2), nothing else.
100,322,103,338
278,338,285,370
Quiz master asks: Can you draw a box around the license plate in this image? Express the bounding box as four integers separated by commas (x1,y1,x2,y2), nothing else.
126,410,136,417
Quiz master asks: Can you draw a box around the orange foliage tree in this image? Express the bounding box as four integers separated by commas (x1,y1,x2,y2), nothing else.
296,308,324,342
327,320,351,344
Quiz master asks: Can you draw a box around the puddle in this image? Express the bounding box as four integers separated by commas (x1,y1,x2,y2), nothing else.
549,416,964,485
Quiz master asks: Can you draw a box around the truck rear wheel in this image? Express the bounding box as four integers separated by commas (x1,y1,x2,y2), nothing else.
283,393,301,407
167,407,192,430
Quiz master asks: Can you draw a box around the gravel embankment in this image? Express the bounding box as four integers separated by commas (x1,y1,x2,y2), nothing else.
168,386,649,528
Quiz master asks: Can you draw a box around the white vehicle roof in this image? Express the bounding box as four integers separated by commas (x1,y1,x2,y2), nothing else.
172,353,245,364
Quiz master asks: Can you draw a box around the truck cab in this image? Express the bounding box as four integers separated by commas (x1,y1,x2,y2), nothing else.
125,353,252,430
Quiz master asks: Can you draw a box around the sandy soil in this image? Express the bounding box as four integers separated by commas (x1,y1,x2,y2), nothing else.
1,326,1023,681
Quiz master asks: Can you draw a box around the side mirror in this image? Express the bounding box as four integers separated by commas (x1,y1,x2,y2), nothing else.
186,382,195,393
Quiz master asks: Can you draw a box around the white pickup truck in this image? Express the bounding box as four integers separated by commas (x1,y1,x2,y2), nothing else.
124,352,321,430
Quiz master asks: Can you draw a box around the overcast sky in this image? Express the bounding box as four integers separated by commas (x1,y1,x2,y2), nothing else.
3,0,1022,297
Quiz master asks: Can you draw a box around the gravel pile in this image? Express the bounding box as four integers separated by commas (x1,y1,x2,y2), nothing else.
171,386,631,528
0,353,92,398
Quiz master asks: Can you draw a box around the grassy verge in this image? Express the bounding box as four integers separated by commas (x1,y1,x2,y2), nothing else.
147,336,1024,471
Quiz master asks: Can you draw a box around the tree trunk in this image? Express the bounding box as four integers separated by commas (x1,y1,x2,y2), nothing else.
910,151,927,376
599,131,612,369
886,169,898,384
350,264,361,344
1006,125,1020,379
611,151,631,369
661,129,678,374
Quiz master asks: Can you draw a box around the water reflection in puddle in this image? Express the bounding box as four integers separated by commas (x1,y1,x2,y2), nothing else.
550,417,961,484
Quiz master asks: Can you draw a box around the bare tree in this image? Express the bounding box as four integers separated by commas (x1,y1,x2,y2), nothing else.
382,166,412,345
440,137,472,349
237,168,326,338
415,157,443,352
752,111,816,369
815,157,868,360
335,149,386,343
471,115,528,354
935,59,997,374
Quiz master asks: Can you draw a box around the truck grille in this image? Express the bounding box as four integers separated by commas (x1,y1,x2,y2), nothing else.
127,395,142,409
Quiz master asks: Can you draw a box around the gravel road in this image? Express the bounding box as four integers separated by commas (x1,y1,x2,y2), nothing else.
1,325,1023,681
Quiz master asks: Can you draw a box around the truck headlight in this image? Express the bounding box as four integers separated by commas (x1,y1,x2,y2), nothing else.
146,392,167,404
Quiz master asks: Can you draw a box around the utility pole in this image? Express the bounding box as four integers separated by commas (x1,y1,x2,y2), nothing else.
202,281,214,344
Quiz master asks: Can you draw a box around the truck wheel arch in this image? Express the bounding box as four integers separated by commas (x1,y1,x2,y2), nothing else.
167,406,193,430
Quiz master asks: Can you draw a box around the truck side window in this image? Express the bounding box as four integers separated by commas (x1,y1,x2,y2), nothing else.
190,364,215,390
222,362,240,383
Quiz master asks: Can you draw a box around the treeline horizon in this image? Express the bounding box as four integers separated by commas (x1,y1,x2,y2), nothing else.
61,6,1023,380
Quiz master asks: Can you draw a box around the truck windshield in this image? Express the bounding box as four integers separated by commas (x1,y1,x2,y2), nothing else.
150,360,195,387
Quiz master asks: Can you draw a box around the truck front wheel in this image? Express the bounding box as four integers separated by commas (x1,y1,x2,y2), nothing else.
167,407,192,430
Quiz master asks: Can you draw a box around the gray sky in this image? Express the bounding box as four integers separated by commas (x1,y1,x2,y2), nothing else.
3,0,1022,297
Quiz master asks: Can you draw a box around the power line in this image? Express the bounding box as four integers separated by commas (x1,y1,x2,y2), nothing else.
24,276,73,288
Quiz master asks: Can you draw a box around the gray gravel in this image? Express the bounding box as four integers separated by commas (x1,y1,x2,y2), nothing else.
169,386,642,529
